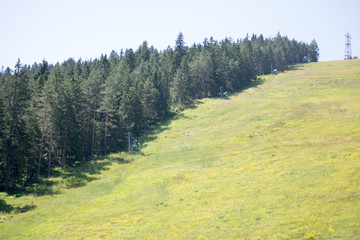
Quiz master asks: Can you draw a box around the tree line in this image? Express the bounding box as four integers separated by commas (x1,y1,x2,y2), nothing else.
0,33,319,189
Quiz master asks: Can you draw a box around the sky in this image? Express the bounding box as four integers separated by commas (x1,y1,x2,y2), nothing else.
1,0,359,69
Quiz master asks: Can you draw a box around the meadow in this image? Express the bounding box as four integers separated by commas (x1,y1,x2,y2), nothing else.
0,60,359,239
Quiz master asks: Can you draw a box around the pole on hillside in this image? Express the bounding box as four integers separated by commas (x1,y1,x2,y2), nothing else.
128,132,131,152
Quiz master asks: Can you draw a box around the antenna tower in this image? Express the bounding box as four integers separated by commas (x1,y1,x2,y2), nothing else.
344,33,352,60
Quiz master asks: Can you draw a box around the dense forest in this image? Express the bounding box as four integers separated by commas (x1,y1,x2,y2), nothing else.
0,33,319,189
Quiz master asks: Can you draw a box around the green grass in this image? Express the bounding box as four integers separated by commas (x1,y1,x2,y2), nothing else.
1,60,360,239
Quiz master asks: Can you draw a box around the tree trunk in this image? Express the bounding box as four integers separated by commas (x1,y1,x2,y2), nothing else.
5,133,13,189
5,77,18,189
37,101,48,181
91,103,96,158
48,128,53,177
62,124,68,168
104,106,110,155
28,127,36,182
37,132,44,181
128,132,131,152
84,106,91,160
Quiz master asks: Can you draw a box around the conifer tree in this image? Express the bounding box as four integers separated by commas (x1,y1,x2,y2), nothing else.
173,32,186,70
173,58,192,104
2,60,32,188
0,94,7,186
309,39,319,62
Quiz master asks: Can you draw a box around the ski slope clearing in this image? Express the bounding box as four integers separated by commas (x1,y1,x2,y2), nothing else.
1,60,359,239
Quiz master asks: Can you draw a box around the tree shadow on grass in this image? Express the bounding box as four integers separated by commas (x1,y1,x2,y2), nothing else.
61,170,99,189
2,156,131,197
140,113,175,144
208,77,267,102
61,156,130,189
108,155,133,164
140,109,197,145
3,179,60,198
287,63,305,71
185,100,204,109
141,76,267,147
239,77,266,91
0,156,131,219
0,199,36,214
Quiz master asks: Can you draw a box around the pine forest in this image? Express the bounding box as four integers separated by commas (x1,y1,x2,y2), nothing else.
0,33,319,190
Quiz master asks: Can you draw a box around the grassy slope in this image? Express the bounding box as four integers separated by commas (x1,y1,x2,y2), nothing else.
1,60,359,239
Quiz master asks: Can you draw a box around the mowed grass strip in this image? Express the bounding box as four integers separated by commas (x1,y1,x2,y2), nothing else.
0,60,359,239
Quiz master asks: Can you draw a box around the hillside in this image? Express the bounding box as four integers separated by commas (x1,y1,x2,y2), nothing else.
0,34,318,188
1,60,359,239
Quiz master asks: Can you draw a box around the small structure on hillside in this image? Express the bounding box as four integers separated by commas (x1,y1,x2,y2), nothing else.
132,140,141,151
344,33,352,60
303,54,310,63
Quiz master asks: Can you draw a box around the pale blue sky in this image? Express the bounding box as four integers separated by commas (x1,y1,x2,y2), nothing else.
1,0,359,69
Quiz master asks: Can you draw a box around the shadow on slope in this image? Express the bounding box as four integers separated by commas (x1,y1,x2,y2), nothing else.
141,77,267,145
0,199,36,214
2,156,130,198
60,156,130,189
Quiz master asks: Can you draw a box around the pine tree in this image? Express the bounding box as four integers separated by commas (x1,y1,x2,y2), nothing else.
109,50,120,69
173,32,186,70
124,49,136,72
0,94,7,187
84,68,102,158
2,60,32,188
37,81,50,180
142,78,160,127
33,60,50,90
190,50,215,99
173,58,192,105
100,77,115,155
309,39,320,62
